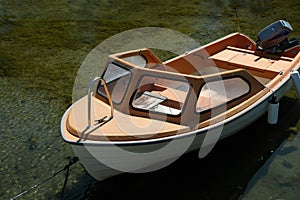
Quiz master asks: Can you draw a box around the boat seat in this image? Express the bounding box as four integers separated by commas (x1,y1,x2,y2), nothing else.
210,46,293,79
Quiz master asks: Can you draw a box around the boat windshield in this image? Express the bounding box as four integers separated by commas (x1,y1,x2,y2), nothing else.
132,75,190,116
196,77,250,112
122,55,147,67
98,62,131,103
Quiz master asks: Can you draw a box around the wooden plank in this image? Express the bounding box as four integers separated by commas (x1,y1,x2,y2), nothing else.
229,53,273,72
210,47,291,74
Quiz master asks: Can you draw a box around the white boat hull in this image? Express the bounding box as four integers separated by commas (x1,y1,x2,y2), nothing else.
63,77,294,181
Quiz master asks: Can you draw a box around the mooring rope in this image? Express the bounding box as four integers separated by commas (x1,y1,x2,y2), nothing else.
10,157,79,200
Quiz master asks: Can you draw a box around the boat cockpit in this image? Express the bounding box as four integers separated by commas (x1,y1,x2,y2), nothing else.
96,46,265,126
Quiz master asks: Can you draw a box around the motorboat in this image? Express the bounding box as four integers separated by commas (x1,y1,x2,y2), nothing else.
61,20,300,181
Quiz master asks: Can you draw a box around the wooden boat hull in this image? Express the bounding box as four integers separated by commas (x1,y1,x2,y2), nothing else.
61,74,295,181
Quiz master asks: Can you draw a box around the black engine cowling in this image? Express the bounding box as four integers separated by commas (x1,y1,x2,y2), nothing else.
256,20,299,54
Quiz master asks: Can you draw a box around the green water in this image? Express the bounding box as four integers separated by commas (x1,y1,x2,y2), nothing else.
1,0,300,199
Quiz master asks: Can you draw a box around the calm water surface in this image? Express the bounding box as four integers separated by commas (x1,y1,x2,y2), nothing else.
1,0,300,199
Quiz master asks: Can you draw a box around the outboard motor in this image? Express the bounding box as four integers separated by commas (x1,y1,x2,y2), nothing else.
256,20,299,54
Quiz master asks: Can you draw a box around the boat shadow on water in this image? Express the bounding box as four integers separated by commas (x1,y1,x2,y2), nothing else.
62,95,300,200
